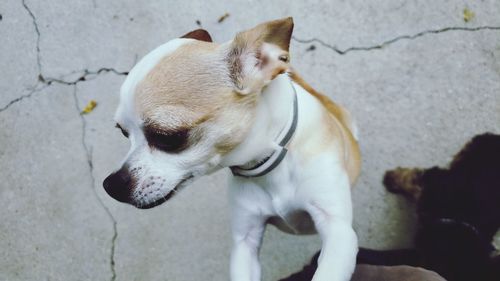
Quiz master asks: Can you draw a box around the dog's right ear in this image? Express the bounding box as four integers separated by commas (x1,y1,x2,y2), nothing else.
227,17,294,95
181,29,212,42
383,167,425,201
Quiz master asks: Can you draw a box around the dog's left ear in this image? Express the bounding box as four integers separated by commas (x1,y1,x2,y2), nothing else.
227,17,294,95
181,29,213,42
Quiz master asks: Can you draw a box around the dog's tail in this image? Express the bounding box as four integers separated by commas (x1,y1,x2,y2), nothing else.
357,247,420,266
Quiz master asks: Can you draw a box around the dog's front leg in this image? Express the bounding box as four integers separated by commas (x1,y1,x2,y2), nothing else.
230,207,266,281
306,180,358,281
312,220,357,281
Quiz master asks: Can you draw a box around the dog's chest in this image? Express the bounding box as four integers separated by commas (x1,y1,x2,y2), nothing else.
267,209,317,235
261,178,317,234
242,153,320,234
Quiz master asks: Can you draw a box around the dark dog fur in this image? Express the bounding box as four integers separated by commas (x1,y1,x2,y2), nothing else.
384,133,500,281
280,133,500,281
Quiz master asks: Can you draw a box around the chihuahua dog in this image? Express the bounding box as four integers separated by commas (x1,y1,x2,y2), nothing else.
103,18,361,281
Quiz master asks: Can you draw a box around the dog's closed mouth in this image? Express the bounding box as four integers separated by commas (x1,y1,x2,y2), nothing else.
137,175,194,209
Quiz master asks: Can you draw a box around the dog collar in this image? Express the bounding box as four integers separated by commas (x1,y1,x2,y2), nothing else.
230,81,298,178
434,218,480,237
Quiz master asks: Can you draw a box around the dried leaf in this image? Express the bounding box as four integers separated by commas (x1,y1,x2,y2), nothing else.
81,100,97,114
217,12,230,23
463,8,475,23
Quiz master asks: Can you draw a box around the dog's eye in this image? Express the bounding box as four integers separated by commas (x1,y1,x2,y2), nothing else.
146,129,189,153
115,124,129,138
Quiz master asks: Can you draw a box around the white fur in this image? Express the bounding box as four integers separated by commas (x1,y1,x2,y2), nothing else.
221,74,294,167
224,75,357,281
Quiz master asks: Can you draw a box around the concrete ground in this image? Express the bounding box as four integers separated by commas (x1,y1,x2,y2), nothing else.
1,0,499,280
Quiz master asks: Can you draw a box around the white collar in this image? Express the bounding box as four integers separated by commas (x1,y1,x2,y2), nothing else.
230,80,298,178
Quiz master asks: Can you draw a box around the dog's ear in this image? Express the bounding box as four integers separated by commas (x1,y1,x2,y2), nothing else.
227,17,294,95
181,29,212,42
383,167,425,202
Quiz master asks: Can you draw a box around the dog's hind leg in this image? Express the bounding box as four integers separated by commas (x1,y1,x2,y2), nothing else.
383,167,424,201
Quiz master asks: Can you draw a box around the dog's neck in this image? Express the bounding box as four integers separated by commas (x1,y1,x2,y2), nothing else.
221,74,297,170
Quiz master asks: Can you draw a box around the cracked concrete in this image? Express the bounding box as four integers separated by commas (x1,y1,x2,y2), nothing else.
1,0,129,112
293,25,500,55
1,0,500,280
0,84,114,280
1,0,38,108
41,68,129,86
0,68,128,112
72,86,118,281
21,0,41,74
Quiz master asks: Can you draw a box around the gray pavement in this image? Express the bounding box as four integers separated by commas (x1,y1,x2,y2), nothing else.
1,0,500,280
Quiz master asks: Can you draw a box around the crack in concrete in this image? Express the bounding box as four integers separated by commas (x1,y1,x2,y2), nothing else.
293,25,500,55
15,2,123,279
21,0,42,74
0,83,48,112
4,0,129,113
72,86,118,281
0,68,129,113
41,68,129,86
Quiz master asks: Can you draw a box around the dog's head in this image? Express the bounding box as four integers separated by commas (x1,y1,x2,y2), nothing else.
103,18,294,209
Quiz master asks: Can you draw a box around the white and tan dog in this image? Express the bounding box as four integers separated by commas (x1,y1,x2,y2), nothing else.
103,18,361,281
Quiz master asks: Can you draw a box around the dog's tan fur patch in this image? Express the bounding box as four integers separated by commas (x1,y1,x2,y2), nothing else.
289,71,361,185
135,41,257,154
232,17,293,53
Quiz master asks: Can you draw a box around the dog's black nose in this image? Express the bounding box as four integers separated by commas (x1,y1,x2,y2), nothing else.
103,167,132,203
